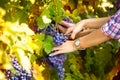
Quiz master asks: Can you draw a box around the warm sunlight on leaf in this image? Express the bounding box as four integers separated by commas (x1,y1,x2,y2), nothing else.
33,62,45,80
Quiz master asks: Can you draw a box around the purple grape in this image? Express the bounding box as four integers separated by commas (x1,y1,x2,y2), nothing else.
63,17,73,23
46,24,55,35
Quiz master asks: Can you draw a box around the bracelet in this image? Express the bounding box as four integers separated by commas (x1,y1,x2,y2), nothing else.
74,38,85,50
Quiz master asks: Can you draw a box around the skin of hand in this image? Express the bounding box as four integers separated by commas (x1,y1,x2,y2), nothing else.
58,23,96,38
49,28,110,56
49,40,77,56
61,17,110,39
49,17,111,56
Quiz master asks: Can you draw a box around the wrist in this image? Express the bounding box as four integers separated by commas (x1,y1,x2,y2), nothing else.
73,38,85,50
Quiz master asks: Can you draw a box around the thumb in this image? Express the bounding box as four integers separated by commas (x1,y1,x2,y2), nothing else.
60,21,73,28
49,50,63,56
71,31,77,39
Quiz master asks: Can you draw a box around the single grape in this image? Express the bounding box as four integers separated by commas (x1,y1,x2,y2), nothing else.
46,24,55,35
63,17,73,23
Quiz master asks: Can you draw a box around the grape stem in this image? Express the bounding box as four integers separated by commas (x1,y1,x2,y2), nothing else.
53,0,58,28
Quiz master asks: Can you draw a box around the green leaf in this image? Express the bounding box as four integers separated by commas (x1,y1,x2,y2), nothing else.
48,1,63,23
64,73,72,80
44,43,53,54
37,33,45,41
43,36,53,54
36,16,46,29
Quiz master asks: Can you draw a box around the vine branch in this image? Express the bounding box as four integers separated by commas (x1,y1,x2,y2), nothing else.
53,0,59,27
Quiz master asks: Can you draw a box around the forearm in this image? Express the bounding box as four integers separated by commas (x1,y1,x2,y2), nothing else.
77,17,110,29
78,28,110,49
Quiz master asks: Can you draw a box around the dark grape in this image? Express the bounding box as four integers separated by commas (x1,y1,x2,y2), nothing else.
63,17,73,23
46,24,55,35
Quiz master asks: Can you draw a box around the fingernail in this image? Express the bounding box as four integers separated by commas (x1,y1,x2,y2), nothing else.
49,54,53,56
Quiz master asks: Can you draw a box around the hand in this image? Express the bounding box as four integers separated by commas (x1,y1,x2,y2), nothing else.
49,40,77,56
65,20,86,39
58,21,75,34
58,20,86,39
58,21,95,38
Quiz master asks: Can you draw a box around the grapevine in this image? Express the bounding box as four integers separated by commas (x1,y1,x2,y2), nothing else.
0,0,119,80
35,17,73,80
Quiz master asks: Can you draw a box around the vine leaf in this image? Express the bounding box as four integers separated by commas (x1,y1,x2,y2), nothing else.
43,36,53,54
37,33,45,41
36,16,46,29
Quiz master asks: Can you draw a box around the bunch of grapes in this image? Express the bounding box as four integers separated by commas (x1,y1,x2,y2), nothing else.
35,17,73,80
53,32,67,46
6,57,32,80
45,28,67,80
44,17,73,80
48,54,66,79
48,32,67,80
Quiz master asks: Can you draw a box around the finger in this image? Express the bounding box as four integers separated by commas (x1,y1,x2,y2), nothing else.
58,25,66,33
65,27,73,35
60,21,73,28
49,50,63,56
71,29,80,39
71,31,76,39
53,46,61,50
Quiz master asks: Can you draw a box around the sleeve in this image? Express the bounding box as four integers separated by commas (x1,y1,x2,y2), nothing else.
101,9,120,39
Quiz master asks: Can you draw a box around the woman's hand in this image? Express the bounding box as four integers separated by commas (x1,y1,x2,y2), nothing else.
58,17,110,39
65,20,86,39
58,21,75,34
58,20,86,39
49,40,77,56
58,20,95,38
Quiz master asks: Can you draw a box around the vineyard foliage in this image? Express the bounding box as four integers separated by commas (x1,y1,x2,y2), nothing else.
0,0,120,80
